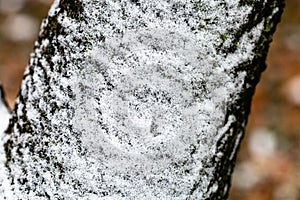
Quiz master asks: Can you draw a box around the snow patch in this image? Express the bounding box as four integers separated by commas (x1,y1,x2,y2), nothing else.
0,85,12,198
4,0,274,199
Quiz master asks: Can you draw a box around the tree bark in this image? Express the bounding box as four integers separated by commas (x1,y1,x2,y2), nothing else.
0,83,10,134
2,0,284,199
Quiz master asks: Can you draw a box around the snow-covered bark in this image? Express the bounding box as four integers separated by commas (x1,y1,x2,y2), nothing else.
0,84,10,135
0,83,12,197
3,0,283,199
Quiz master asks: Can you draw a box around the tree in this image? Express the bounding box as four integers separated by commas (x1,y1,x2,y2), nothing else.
1,0,284,199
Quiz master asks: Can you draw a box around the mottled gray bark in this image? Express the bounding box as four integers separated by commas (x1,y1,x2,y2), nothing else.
2,0,283,199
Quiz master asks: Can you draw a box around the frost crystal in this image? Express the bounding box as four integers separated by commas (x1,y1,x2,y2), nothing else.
3,0,282,199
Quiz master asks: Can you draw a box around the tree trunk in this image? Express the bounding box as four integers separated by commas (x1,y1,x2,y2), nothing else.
0,83,10,134
2,0,284,199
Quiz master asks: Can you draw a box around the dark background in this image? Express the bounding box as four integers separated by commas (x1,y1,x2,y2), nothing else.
0,0,299,199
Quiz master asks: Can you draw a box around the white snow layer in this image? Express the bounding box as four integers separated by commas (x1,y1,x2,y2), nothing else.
0,86,12,199
0,94,10,135
3,0,276,199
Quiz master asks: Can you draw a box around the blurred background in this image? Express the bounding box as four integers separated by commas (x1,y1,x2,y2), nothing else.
0,0,299,199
